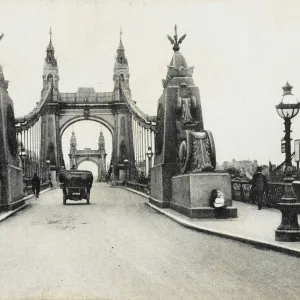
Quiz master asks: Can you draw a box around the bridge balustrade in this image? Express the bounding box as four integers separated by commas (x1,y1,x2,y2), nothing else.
231,180,285,208
123,181,150,195
122,177,286,208
23,181,52,196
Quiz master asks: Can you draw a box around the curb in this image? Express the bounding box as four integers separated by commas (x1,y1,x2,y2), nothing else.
122,186,150,199
0,188,52,223
122,186,300,258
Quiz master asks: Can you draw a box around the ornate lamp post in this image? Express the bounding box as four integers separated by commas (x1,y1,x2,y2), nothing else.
110,164,114,182
124,159,129,182
275,82,300,241
19,148,27,176
46,159,51,182
146,146,153,178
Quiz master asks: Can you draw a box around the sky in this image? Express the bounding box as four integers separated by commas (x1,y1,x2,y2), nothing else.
1,0,300,167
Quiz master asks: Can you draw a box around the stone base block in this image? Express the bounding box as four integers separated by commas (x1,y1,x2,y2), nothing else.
149,196,170,208
170,202,237,219
150,163,178,208
171,172,238,219
275,230,300,242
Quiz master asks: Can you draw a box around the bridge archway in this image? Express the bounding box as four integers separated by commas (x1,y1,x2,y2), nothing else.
62,120,111,181
59,115,114,138
77,159,101,182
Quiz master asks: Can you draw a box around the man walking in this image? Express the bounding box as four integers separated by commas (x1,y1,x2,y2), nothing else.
32,173,41,198
250,166,268,210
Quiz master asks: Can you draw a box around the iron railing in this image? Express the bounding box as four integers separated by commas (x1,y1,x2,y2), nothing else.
121,178,286,208
123,181,150,195
231,180,285,208
23,181,52,196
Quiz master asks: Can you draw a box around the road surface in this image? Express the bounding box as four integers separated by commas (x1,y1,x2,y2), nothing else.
0,183,300,300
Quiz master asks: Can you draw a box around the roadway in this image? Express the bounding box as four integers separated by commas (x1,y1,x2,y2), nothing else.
0,183,300,300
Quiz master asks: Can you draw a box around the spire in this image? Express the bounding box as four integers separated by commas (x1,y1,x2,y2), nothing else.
116,29,127,65
119,27,124,50
70,130,77,145
98,127,105,142
98,127,105,150
113,30,131,101
45,27,57,66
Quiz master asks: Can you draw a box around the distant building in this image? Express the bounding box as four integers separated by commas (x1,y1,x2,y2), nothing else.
220,159,258,179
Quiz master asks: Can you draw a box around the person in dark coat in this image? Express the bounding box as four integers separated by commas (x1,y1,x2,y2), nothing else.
31,173,41,198
249,166,268,210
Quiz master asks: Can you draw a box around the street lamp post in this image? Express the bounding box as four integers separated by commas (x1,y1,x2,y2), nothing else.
146,146,153,178
124,159,129,182
46,159,51,185
275,82,300,241
110,164,114,182
19,148,27,177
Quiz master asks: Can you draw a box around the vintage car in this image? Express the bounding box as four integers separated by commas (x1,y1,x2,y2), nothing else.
59,170,93,205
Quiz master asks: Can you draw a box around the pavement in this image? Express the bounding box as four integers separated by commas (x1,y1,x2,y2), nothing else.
0,188,52,223
122,186,300,258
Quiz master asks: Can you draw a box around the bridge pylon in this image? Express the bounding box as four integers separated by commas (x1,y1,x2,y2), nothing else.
0,67,23,211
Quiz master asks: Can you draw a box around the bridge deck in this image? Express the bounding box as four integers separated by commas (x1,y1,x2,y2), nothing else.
0,183,300,299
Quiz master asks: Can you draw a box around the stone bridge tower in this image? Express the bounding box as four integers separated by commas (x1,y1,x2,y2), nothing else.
68,130,107,181
40,29,64,183
111,31,136,181
98,128,107,180
39,29,136,182
69,129,77,168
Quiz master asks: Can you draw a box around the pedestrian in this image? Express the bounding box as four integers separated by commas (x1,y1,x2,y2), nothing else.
105,173,110,183
249,166,268,210
48,173,53,187
139,172,146,184
211,189,226,218
31,173,41,198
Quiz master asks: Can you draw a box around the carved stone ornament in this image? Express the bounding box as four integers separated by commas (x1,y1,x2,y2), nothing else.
190,131,216,172
155,104,164,155
6,104,18,157
178,130,216,174
176,83,197,127
120,116,126,136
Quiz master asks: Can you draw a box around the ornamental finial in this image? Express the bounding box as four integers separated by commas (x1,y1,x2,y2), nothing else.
282,82,293,96
167,25,186,52
49,27,52,41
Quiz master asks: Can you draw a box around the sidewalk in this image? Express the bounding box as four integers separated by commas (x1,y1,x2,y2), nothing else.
0,188,52,223
123,187,300,257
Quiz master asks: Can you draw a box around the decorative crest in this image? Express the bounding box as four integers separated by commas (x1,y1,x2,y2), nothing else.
167,25,186,52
